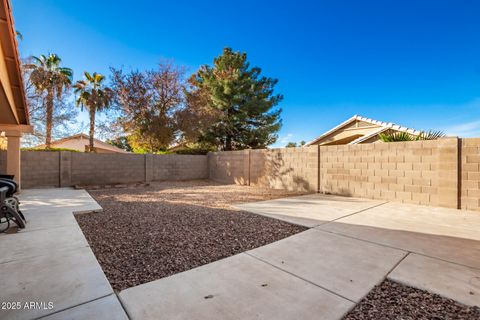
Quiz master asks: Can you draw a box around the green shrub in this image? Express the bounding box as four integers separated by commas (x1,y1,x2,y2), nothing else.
174,147,214,155
21,147,80,152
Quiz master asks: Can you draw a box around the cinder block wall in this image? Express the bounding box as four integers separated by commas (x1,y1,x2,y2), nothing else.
461,138,480,211
14,151,208,188
319,139,458,208
71,153,146,185
22,151,61,188
208,150,250,185
208,138,480,211
152,154,208,181
250,147,318,192
8,138,480,211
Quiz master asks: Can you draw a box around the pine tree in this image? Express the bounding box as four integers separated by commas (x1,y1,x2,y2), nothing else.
186,48,282,151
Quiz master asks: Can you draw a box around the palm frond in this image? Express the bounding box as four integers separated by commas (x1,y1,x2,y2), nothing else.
28,55,43,66
378,131,414,142
84,71,93,82
59,67,73,80
94,73,105,83
73,80,87,92
379,129,446,142
418,130,446,140
73,71,113,113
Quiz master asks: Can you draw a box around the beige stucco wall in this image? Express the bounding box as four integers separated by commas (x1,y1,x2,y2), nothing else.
310,120,382,145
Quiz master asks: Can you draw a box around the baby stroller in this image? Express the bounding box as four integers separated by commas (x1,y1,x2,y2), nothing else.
0,175,26,232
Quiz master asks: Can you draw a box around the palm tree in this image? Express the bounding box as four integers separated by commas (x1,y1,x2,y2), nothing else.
24,54,73,148
379,130,446,142
73,72,113,152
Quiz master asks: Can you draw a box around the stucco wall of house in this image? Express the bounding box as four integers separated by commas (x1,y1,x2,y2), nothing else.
50,137,126,153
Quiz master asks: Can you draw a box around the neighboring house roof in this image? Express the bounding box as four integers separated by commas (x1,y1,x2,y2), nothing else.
305,115,423,146
35,133,129,153
167,141,188,152
0,0,31,132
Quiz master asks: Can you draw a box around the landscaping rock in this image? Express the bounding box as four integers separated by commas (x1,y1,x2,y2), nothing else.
343,279,480,320
76,180,307,291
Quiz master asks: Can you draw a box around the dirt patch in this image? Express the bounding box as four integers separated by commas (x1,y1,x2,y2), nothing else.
76,180,307,291
343,279,480,320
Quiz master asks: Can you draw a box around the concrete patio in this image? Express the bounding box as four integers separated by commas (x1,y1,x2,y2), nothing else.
1,190,479,320
0,189,128,320
119,194,480,319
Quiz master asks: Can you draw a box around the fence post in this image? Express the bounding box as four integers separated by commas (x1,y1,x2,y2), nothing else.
144,154,153,183
457,138,462,209
207,152,212,181
317,145,321,193
247,149,251,186
59,151,72,187
436,138,460,209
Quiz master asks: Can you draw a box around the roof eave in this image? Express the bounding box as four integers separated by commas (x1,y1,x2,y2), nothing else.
0,0,29,126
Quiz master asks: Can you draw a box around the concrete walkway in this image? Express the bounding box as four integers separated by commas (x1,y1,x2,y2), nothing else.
3,190,479,320
0,189,128,320
119,194,480,319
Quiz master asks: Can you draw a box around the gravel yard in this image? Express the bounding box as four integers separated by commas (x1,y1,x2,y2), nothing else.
343,279,480,320
76,180,307,291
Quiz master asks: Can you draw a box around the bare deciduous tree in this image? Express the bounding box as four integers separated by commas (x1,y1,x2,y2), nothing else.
111,62,185,153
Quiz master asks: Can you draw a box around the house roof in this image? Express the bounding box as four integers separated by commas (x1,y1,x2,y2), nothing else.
36,133,129,153
305,115,423,146
0,0,29,127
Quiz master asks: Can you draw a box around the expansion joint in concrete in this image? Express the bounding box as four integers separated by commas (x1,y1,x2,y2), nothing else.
244,252,356,304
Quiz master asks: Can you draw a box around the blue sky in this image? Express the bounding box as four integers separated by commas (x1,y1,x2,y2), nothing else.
12,0,480,147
